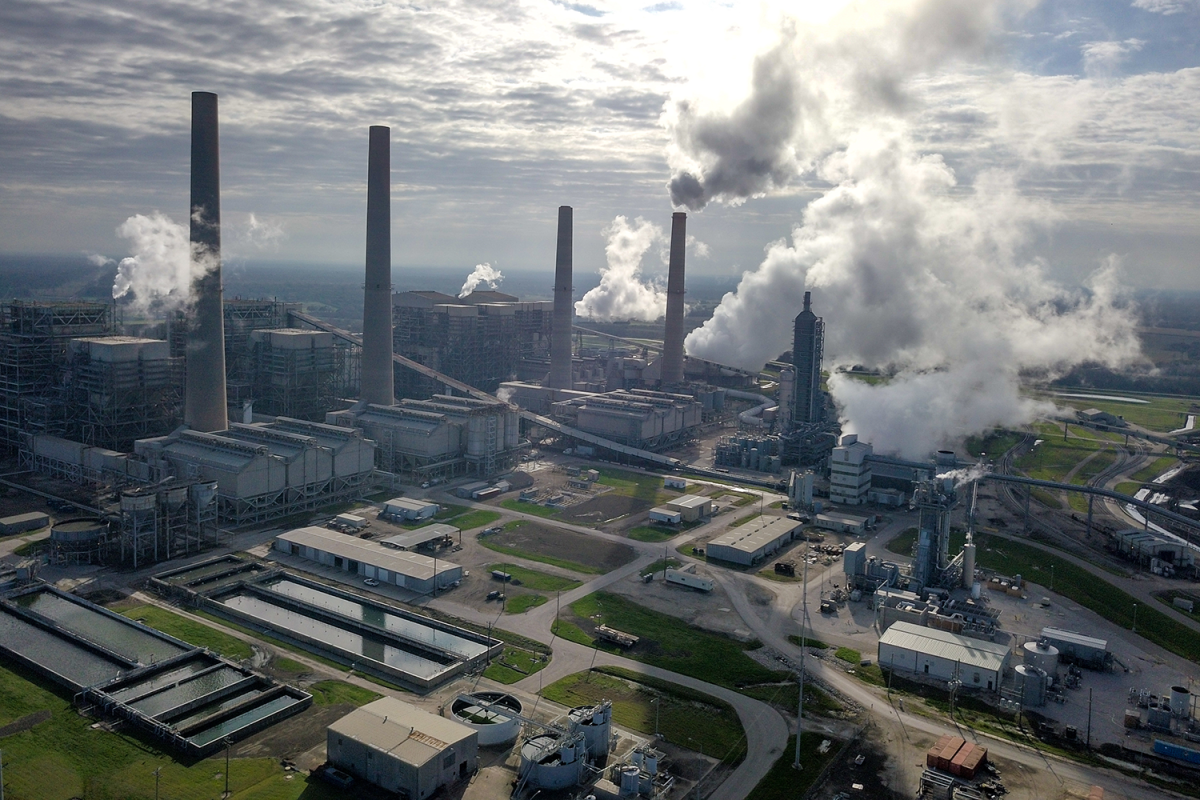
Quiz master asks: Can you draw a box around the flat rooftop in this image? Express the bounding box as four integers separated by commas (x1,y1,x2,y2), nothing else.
708,517,801,554
277,527,460,580
880,621,1009,673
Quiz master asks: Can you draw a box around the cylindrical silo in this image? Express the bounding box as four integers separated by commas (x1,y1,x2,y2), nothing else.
360,125,394,406
548,206,574,389
569,702,612,760
619,765,640,796
660,212,686,386
505,410,521,449
466,414,486,456
1016,665,1046,707
1171,685,1191,718
1023,640,1059,674
451,692,523,745
520,734,583,790
962,534,976,589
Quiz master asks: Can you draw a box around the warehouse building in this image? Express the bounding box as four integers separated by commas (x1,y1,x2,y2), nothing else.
814,511,869,535
648,506,683,525
878,621,1010,691
1040,627,1112,671
275,526,462,594
383,497,440,521
706,517,803,566
665,494,713,522
328,696,478,798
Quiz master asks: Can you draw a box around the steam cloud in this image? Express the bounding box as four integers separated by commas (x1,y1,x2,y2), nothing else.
574,216,668,322
112,211,210,315
677,1,1143,458
459,262,504,297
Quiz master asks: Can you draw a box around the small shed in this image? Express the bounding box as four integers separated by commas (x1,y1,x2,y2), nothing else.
664,494,712,522
383,498,439,521
648,507,682,525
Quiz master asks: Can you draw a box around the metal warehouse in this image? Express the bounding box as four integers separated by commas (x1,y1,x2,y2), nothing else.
814,511,869,535
878,621,1010,691
706,517,802,565
275,526,461,594
328,696,478,798
664,494,712,522
1040,627,1111,670
382,523,460,551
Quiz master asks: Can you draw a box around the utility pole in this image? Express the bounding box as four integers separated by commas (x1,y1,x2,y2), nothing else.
1086,688,1093,748
794,539,809,770
224,736,232,798
1,747,5,800
1133,603,1138,633
154,766,160,800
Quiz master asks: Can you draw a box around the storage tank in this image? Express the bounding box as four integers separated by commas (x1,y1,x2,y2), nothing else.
619,765,640,796
520,733,584,790
568,701,612,760
466,414,487,457
1172,686,1191,719
505,410,521,449
162,486,189,510
1023,640,1060,674
962,535,976,589
1016,665,1046,707
120,492,158,513
50,518,109,545
451,692,523,746
971,581,981,600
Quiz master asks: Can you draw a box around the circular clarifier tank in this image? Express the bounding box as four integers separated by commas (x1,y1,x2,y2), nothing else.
451,691,523,746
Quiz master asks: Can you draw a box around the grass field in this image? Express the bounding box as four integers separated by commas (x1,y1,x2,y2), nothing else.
448,509,501,530
738,682,843,716
0,661,342,800
1015,423,1121,484
1052,394,1198,433
499,498,560,518
483,646,549,683
541,667,747,764
478,538,602,574
885,528,967,558
976,533,1200,662
596,468,671,504
504,594,548,614
488,563,582,592
307,680,381,706
628,524,680,542
118,605,253,661
745,734,841,800
1131,456,1179,483
643,557,681,576
565,592,789,690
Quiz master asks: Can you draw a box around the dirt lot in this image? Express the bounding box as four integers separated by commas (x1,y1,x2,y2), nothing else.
591,564,763,640
486,521,636,573
559,494,657,526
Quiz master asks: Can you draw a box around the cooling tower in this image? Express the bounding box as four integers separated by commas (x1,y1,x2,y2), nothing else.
547,205,573,389
183,91,228,433
360,125,395,406
661,212,687,385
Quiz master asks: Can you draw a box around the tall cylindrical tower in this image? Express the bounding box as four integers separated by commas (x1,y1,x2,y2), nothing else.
184,91,228,433
547,206,573,389
360,125,395,406
661,212,686,386
791,291,824,427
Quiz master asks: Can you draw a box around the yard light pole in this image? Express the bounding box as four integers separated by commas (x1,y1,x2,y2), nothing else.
1050,564,1054,592
154,767,160,800
653,696,660,737
1132,603,1138,633
224,736,232,797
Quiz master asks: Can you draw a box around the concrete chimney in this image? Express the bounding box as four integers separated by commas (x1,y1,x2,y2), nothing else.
183,91,228,433
360,125,394,406
547,205,573,389
660,212,687,386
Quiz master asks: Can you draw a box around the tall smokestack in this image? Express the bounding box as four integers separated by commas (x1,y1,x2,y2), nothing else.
792,291,825,426
548,206,573,389
660,212,687,386
360,125,394,406
184,91,228,432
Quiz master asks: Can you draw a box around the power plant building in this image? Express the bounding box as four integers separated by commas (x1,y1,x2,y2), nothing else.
327,696,478,798
878,621,1009,691
550,389,702,450
275,526,461,594
829,434,873,505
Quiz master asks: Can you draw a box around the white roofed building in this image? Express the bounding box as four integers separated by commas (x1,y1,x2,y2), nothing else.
878,621,1009,692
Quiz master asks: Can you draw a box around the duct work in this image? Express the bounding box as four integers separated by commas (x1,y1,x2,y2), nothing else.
183,91,228,433
548,206,573,389
360,125,394,406
660,212,686,386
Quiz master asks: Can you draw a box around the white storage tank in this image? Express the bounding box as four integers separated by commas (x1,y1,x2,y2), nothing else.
962,535,976,589
520,733,584,790
569,701,612,760
505,410,521,449
1016,664,1046,707
1171,685,1191,719
1023,640,1060,674
619,765,641,796
451,692,523,746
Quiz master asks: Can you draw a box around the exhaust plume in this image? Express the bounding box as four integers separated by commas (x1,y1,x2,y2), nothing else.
112,211,215,315
574,216,667,322
459,262,504,297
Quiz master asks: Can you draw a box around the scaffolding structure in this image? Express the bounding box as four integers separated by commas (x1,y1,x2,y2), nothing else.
0,301,112,449
249,329,342,421
69,339,183,451
393,303,520,399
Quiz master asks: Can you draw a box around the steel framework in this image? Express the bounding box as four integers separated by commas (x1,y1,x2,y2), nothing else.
249,334,342,421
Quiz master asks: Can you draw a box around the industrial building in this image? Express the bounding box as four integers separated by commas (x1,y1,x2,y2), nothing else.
1040,627,1112,670
648,506,682,524
549,389,702,450
391,290,553,398
328,696,478,798
275,526,462,593
815,512,869,535
705,517,802,565
878,621,1010,691
664,494,712,522
136,417,376,526
381,523,459,551
329,393,522,479
829,434,873,505
382,497,440,521
1113,528,1196,573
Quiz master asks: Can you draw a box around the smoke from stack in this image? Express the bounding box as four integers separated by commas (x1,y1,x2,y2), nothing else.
360,125,394,407
548,206,574,389
660,212,686,385
574,216,667,323
459,263,504,297
671,2,1142,457
183,91,228,433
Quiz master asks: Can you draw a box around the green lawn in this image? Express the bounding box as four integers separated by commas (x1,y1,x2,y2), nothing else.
596,468,666,501
745,734,841,800
449,509,501,530
786,635,831,650
885,528,967,557
738,682,843,716
0,661,342,800
1131,456,1180,483
965,430,1023,458
1051,394,1197,433
478,538,602,575
551,617,594,646
977,534,1200,662
835,647,860,664
643,557,681,577
1015,423,1121,483
541,667,747,764
504,594,548,614
488,563,582,592
565,592,789,690
628,524,680,542
499,498,559,518
119,605,253,661
307,680,381,706
1069,448,1117,486
482,646,549,684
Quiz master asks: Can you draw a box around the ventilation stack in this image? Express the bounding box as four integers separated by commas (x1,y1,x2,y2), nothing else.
360,125,394,406
547,205,573,389
183,91,228,433
661,212,687,386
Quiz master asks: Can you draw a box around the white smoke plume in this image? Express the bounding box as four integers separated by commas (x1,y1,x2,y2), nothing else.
678,2,1143,459
228,212,285,252
937,462,991,490
459,262,504,297
112,211,213,315
86,253,114,267
574,216,668,322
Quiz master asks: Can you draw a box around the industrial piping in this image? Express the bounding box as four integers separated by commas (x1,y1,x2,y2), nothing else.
547,205,573,389
183,91,228,433
661,212,686,386
360,125,394,406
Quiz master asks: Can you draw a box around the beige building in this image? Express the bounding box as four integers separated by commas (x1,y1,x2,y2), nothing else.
665,494,712,522
327,696,478,798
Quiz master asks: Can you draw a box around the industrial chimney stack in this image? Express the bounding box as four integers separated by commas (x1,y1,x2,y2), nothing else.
360,125,394,406
183,91,228,433
547,206,574,389
660,212,687,386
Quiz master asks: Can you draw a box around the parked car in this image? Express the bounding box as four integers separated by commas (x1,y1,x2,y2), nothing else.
318,765,354,789
363,578,380,587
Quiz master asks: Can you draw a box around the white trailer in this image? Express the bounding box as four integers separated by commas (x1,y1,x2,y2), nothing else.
665,568,713,592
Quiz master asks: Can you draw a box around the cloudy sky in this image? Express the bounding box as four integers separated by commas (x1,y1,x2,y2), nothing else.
1,0,1198,291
